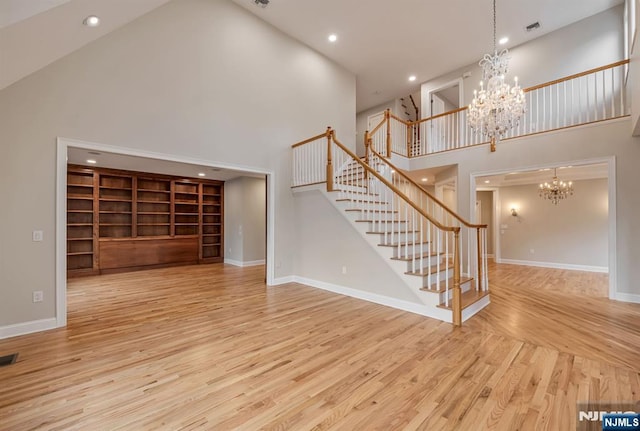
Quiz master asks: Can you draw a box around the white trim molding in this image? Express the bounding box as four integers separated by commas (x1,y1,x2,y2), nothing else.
270,276,295,285
499,259,608,273
293,276,453,323
224,259,266,267
615,292,640,304
0,318,58,340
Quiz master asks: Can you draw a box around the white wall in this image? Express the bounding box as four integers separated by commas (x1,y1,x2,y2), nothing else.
499,179,608,268
293,189,423,304
224,176,266,265
0,0,355,328
421,5,625,114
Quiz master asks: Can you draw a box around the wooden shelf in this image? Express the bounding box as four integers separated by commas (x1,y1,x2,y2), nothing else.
67,165,224,275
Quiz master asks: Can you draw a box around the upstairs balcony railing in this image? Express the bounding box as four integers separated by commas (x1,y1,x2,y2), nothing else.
368,60,630,158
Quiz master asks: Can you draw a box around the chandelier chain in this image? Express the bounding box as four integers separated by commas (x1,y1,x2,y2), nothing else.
493,0,496,53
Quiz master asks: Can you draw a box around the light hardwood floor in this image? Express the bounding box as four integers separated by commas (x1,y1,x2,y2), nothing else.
0,263,639,430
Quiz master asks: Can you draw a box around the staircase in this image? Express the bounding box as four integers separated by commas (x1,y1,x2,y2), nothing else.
331,159,488,320
291,128,490,325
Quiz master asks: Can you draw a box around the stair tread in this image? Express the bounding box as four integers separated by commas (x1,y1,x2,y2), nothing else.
404,261,454,276
367,229,419,234
420,276,474,293
391,251,441,261
379,240,431,247
437,289,489,311
337,199,388,204
355,219,407,223
332,191,379,196
346,209,398,213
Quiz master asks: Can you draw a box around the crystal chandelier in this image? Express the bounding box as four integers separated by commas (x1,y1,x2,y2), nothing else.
539,168,574,205
468,0,526,152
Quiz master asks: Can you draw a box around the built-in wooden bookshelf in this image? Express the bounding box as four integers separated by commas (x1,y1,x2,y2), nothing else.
66,165,224,276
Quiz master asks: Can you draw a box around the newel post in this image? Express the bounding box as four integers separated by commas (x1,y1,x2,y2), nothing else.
452,228,462,327
385,109,392,157
476,228,483,292
326,127,333,192
406,123,412,157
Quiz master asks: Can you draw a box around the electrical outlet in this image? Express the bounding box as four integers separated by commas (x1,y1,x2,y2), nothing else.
530,248,535,254
32,230,43,242
32,291,43,303
342,266,347,274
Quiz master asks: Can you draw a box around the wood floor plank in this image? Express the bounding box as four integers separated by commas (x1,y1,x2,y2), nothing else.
0,262,639,430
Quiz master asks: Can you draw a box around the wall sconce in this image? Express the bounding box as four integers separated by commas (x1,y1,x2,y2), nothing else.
510,208,518,217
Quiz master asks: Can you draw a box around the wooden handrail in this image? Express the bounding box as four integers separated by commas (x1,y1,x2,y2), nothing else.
389,112,412,126
369,117,386,136
524,59,629,92
292,130,331,149
330,132,459,233
401,59,629,127
369,146,487,230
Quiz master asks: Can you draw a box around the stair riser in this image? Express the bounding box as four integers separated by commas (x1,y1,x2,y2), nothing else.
335,202,392,212
334,185,369,193
404,257,446,272
377,233,424,244
437,281,474,303
415,269,454,288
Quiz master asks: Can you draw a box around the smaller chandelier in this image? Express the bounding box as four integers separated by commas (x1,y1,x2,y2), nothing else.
539,168,574,205
468,0,526,152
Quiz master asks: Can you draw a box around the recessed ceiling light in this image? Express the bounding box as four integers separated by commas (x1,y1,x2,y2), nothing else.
198,172,206,177
499,36,509,45
484,180,490,184
408,75,417,82
328,34,338,43
86,159,97,164
421,178,428,182
83,15,100,27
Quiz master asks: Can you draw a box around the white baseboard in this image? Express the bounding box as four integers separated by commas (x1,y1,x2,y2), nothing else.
0,318,59,340
270,276,295,286
293,276,453,323
615,292,640,304
224,259,266,267
499,259,608,273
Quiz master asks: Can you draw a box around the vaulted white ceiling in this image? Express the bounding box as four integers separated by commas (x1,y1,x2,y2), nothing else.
0,0,624,112
231,0,624,112
0,0,171,91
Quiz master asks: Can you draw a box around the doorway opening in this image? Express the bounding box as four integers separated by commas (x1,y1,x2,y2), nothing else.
56,138,274,328
471,158,616,299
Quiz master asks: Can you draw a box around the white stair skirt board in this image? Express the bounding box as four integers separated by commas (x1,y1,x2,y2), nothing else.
499,259,608,274
0,318,58,340
294,276,453,323
292,182,490,322
224,259,266,267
